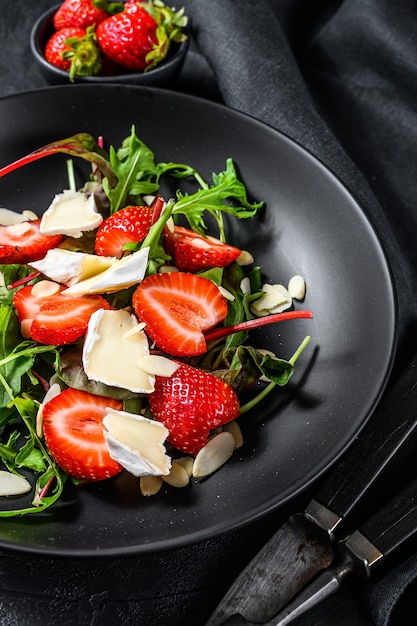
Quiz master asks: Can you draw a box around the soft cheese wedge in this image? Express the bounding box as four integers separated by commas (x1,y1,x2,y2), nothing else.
103,409,171,477
40,190,103,238
63,247,149,295
83,308,177,394
29,249,117,286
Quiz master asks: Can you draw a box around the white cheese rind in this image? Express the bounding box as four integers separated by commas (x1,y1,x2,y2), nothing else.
83,308,155,393
103,409,171,476
62,247,149,295
29,249,116,286
40,190,103,238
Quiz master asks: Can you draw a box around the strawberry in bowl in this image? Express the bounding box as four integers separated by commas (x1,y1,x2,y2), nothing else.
30,0,189,86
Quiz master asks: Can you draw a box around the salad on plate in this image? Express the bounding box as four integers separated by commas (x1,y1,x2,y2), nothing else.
0,126,312,516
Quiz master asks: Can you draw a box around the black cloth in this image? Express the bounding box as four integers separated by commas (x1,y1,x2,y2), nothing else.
2,1,417,625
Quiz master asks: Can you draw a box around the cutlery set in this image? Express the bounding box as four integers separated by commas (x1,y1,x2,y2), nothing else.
207,355,417,625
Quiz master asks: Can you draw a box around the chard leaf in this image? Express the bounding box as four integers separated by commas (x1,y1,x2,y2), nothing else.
0,133,114,184
0,265,32,305
214,345,294,390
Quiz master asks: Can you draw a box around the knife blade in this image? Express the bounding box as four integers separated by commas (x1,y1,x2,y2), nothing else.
205,354,417,626
270,473,417,626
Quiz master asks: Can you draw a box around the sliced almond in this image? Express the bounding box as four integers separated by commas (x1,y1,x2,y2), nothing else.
0,471,32,496
31,280,60,299
175,456,194,477
193,431,235,478
162,461,190,488
218,286,235,301
288,275,306,300
140,475,163,497
240,277,251,295
0,208,32,225
122,322,146,338
251,283,292,316
137,355,179,377
236,250,254,266
223,420,244,449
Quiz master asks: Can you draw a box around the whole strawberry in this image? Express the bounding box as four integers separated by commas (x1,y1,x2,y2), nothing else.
53,0,110,30
149,363,240,455
96,0,188,71
96,2,158,70
45,26,102,81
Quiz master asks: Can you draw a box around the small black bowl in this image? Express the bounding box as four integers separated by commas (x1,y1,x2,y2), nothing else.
30,4,189,88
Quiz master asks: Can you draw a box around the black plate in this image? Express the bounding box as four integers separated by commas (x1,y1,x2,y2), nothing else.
0,85,396,556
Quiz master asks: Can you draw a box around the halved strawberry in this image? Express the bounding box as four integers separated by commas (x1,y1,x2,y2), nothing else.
13,284,112,345
164,225,242,272
94,205,154,258
42,388,123,481
149,363,240,455
132,272,228,357
0,219,63,264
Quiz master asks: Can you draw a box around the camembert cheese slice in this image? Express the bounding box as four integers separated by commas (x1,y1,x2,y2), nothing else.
83,308,155,393
103,409,171,477
40,190,103,238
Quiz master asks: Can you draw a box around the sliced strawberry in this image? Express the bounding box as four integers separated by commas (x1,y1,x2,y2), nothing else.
13,284,112,345
149,363,240,455
164,225,242,272
94,205,154,258
0,219,63,264
132,272,228,357
42,388,123,481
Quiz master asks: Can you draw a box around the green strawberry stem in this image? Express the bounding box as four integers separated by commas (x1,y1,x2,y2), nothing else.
239,334,311,414
204,309,313,343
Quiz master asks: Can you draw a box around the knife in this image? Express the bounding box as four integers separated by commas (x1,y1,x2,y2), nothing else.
205,354,417,626
269,472,417,626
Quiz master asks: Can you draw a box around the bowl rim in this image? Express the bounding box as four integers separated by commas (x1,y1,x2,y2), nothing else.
30,3,190,83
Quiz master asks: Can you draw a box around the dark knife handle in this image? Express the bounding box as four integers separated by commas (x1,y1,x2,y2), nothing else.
360,474,417,563
314,355,417,531
342,474,417,576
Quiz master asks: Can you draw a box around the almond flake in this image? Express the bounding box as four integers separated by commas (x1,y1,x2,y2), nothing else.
288,275,306,300
236,250,254,266
193,431,235,478
137,355,179,377
0,471,32,496
31,280,60,299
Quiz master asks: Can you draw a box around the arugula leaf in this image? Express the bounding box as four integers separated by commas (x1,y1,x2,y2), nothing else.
0,312,58,409
103,126,160,214
172,159,264,237
0,397,65,517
